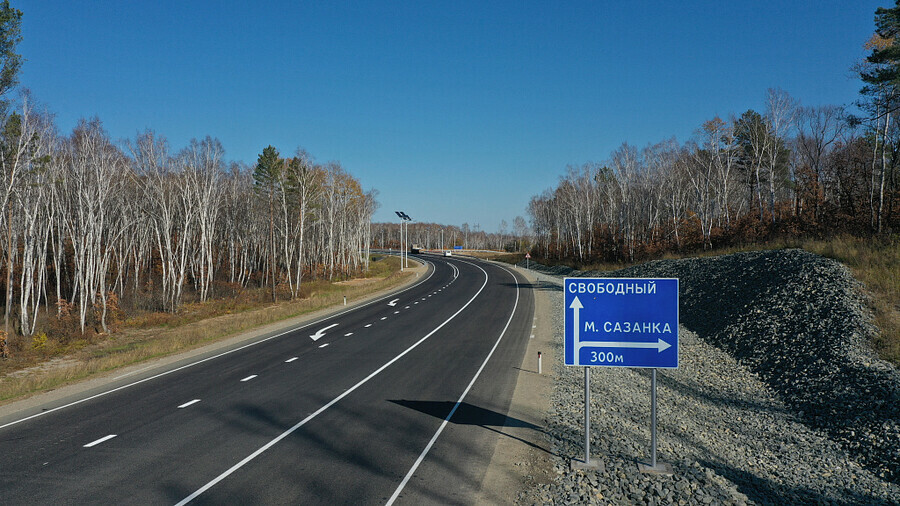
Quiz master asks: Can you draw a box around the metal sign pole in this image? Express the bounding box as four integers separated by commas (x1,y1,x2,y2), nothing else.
571,365,602,470
651,368,657,468
584,366,590,465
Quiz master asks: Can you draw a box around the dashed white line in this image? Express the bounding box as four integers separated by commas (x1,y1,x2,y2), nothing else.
365,324,372,328
344,333,353,337
240,375,257,382
84,434,117,448
405,306,410,309
318,343,329,348
414,302,419,305
285,357,298,363
381,317,388,320
394,311,400,314
178,399,201,409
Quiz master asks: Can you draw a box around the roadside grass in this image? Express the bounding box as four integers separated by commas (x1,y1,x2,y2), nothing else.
487,236,900,367
0,255,414,404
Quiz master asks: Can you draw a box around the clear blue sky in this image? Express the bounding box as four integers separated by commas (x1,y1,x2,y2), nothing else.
18,1,884,231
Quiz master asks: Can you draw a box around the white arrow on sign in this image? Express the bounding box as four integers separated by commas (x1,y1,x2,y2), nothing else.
569,296,583,344
387,298,399,307
570,295,672,356
581,338,671,353
310,323,339,341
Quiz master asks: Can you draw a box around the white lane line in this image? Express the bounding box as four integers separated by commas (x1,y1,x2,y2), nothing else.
84,434,117,448
364,323,373,328
394,311,400,314
414,302,419,305
381,317,388,320
388,260,521,505
175,259,492,506
240,375,257,382
0,261,439,432
405,306,410,309
285,357,298,363
178,399,201,409
344,333,354,337
319,343,329,348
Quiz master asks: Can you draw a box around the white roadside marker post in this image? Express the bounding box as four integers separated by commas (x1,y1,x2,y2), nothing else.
538,351,542,375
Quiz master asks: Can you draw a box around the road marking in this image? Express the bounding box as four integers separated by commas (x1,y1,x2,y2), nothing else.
381,317,388,320
394,311,400,314
175,259,492,506
0,260,438,432
405,306,410,309
240,375,257,382
388,261,521,505
310,323,339,341
178,399,201,409
285,357,298,363
344,333,353,337
365,323,372,328
414,302,419,305
84,434,117,448
318,343,329,348
387,298,400,307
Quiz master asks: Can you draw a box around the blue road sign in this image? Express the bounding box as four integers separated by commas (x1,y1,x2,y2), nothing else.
564,278,679,368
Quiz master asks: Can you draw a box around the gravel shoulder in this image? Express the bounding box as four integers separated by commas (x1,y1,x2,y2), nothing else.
515,250,900,505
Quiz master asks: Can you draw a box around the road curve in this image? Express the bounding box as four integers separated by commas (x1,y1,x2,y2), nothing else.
0,254,534,504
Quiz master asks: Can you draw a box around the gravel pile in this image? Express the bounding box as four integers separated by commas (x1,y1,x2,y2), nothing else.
518,249,900,505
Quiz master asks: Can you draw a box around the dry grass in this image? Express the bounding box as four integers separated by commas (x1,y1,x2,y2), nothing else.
0,256,414,404
798,235,900,366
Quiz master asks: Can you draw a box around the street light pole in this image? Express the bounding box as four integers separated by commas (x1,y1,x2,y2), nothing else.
395,211,412,271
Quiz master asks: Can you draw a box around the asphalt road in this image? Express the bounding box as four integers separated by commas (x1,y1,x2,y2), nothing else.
0,254,534,505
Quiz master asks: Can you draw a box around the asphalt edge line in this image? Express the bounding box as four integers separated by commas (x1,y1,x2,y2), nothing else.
0,259,435,431
386,259,521,505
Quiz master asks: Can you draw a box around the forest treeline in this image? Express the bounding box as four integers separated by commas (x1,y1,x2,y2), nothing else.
371,217,530,253
0,99,376,352
526,6,900,264
0,3,376,356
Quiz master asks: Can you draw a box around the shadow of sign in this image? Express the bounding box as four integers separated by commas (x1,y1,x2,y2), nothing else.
389,399,551,455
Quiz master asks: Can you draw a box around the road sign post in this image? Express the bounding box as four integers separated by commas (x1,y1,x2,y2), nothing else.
564,278,679,474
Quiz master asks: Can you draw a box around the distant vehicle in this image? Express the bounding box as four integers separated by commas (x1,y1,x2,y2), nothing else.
410,244,422,254
443,251,452,257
